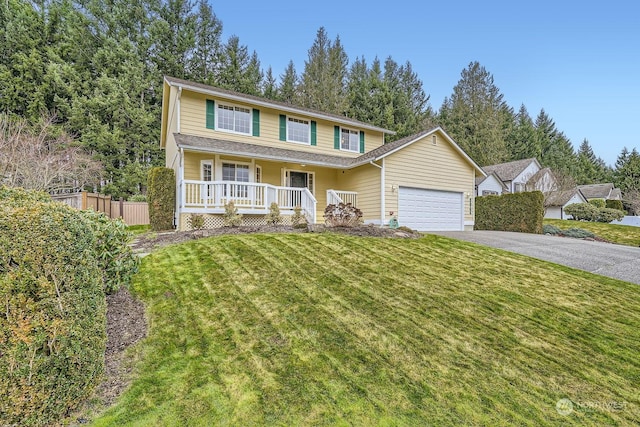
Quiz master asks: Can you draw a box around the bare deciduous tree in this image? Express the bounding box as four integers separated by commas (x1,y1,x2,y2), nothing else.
0,114,102,193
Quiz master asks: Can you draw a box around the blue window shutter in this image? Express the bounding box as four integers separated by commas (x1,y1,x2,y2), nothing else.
252,109,260,136
206,100,215,129
334,126,340,149
359,131,365,153
279,115,286,141
311,121,317,146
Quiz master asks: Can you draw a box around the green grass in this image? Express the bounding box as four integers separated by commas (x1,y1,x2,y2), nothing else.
92,234,640,426
545,219,640,247
126,224,150,235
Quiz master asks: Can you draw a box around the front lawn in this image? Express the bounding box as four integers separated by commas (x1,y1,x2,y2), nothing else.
92,234,640,425
544,218,640,247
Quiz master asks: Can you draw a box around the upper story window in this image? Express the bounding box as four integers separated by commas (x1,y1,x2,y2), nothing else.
340,128,360,152
287,117,310,144
217,103,251,135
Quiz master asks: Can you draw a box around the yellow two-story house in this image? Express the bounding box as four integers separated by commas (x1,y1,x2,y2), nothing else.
160,76,484,231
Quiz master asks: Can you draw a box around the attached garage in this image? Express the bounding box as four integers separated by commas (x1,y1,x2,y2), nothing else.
398,187,464,231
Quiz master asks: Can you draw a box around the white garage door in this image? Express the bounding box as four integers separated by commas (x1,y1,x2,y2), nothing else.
398,187,463,231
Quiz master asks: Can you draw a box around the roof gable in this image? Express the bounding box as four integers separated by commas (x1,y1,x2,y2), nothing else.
577,183,615,199
482,158,541,182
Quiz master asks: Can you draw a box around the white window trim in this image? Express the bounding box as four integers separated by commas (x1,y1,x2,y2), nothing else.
221,159,253,182
339,127,360,153
200,160,213,181
215,101,252,136
286,115,311,145
284,169,315,195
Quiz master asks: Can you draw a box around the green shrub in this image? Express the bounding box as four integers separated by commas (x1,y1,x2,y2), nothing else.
324,203,363,227
0,202,106,426
223,201,243,227
564,203,598,221
588,198,606,208
543,224,562,235
291,205,307,228
128,194,147,202
0,185,50,205
79,210,139,294
475,191,544,233
147,167,175,231
188,213,205,230
595,208,625,223
605,199,624,211
561,228,596,239
265,202,283,226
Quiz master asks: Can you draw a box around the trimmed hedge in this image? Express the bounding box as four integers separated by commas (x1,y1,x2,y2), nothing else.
475,191,544,233
606,199,624,211
0,201,106,425
147,167,175,231
564,203,625,222
588,198,606,208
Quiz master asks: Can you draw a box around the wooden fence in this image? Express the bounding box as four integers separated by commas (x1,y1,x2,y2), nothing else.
51,191,149,226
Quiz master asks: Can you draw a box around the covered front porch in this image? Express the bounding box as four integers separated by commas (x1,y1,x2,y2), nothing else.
180,179,358,226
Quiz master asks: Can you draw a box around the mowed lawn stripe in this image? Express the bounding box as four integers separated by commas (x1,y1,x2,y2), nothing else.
92,234,640,426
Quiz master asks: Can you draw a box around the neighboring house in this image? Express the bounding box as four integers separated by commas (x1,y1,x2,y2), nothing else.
525,167,557,193
481,158,544,194
475,172,508,196
544,189,588,219
160,77,485,231
577,183,622,202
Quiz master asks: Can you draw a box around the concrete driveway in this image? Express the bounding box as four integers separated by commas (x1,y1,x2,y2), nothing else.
431,230,640,285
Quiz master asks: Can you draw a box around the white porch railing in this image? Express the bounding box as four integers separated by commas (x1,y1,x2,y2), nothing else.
182,180,316,224
327,189,358,206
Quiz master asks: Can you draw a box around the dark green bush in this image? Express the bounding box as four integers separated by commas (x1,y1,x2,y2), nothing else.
564,203,598,221
0,202,106,426
588,198,606,208
80,209,139,294
543,224,562,235
475,191,544,233
595,208,625,223
605,199,624,211
147,167,175,231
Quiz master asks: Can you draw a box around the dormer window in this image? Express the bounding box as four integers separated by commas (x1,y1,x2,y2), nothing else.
217,103,251,135
340,128,360,152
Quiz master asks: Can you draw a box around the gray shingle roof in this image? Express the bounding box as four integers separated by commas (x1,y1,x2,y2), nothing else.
577,183,615,199
174,134,354,168
545,189,583,207
482,158,539,182
164,76,394,134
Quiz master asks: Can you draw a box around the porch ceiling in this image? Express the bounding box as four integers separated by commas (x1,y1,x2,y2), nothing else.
174,133,353,168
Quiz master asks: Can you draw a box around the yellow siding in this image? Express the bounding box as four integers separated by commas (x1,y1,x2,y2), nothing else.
384,130,476,225
179,90,385,157
337,163,381,222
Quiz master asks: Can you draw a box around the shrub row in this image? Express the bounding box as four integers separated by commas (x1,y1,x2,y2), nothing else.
475,191,544,233
0,186,138,425
564,203,625,222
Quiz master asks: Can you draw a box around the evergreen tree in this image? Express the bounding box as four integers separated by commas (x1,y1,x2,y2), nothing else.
575,139,611,184
262,66,278,99
278,60,298,103
614,147,640,192
150,0,196,80
217,35,263,95
438,61,512,165
534,109,577,176
507,104,537,160
190,0,222,85
298,27,348,114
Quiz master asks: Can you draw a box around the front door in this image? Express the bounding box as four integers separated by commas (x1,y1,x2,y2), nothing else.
289,171,308,189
